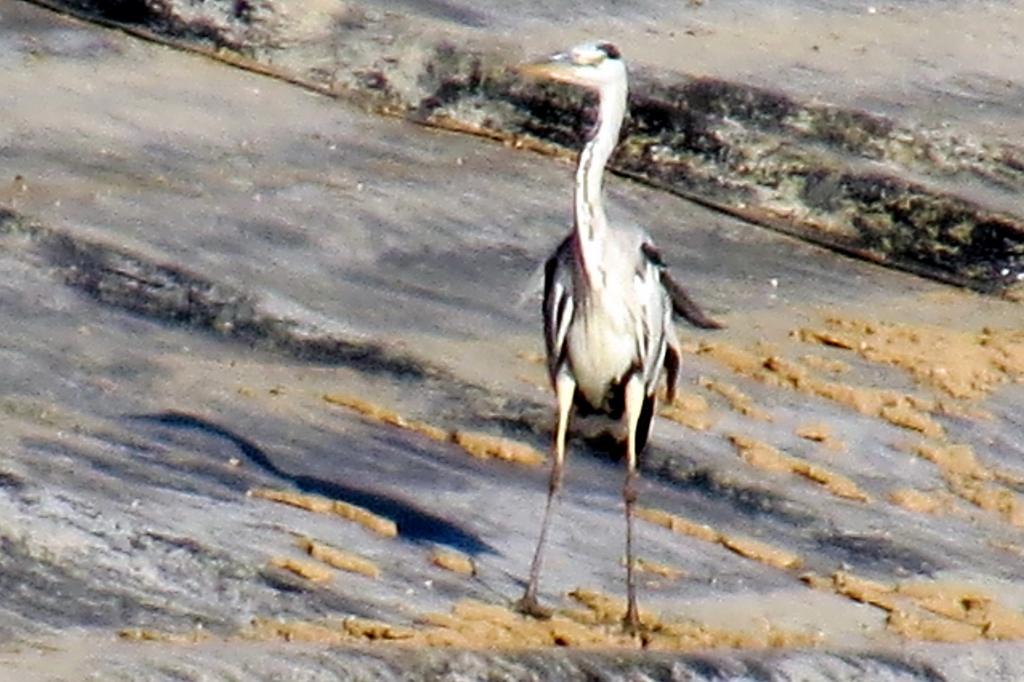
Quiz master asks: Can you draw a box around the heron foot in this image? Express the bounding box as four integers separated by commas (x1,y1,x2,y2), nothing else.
622,609,643,637
515,594,554,620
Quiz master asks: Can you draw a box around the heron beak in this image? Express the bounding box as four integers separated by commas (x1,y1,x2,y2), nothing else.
516,55,584,86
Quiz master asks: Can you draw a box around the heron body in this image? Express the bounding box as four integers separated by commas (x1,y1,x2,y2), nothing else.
517,42,721,632
547,227,676,449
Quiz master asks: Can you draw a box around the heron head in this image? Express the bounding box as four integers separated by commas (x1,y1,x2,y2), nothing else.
518,42,625,90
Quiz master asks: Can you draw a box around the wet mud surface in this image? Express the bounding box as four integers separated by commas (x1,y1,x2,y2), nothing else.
2,1,1024,679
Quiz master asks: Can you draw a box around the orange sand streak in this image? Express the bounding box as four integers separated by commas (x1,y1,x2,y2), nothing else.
698,377,773,421
729,435,869,502
324,393,545,466
430,549,476,576
797,318,1024,400
636,506,803,570
298,537,380,578
270,556,334,582
698,342,945,438
803,571,1024,642
250,488,398,537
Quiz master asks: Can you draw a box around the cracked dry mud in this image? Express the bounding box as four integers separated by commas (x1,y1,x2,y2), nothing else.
2,0,1024,680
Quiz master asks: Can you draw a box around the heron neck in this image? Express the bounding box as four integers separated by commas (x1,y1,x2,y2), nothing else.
573,75,626,278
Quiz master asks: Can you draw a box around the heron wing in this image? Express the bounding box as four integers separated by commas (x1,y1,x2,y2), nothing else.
634,242,672,396
638,241,692,403
629,244,673,447
542,235,575,383
641,243,724,329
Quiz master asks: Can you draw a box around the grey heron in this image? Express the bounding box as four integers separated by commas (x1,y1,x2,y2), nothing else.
517,42,722,633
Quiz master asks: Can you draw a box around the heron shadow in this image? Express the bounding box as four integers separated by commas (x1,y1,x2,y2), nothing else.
126,411,494,556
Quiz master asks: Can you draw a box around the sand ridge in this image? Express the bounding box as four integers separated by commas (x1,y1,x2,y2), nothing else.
121,592,822,652
323,393,545,466
636,506,804,570
797,317,1024,400
802,571,1024,643
697,340,947,437
249,487,398,537
729,434,869,502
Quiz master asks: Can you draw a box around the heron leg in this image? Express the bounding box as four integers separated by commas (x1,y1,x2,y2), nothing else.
517,371,575,619
622,374,645,634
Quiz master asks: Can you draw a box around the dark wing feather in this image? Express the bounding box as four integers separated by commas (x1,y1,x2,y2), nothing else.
662,272,724,329
663,338,681,404
542,235,575,383
641,243,724,330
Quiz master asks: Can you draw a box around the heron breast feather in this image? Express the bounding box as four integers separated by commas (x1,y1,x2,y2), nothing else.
567,305,639,408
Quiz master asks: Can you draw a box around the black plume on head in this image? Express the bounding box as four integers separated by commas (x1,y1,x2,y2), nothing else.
597,42,621,59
